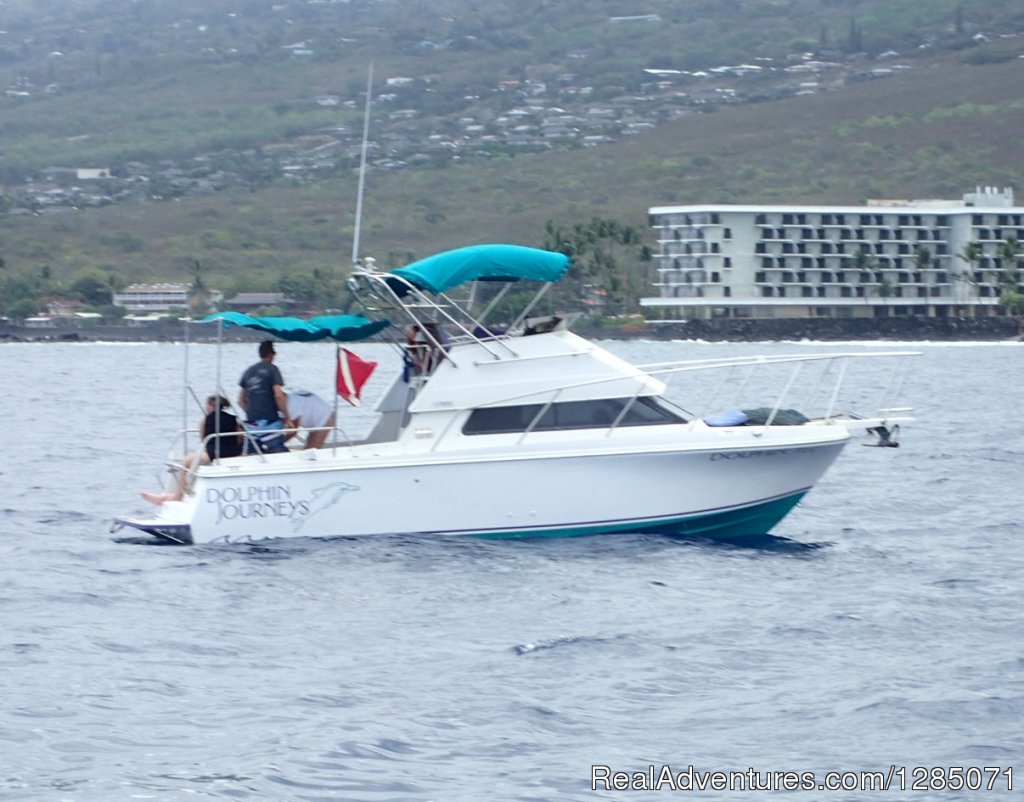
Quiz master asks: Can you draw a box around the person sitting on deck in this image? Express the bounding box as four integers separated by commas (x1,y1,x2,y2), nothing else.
142,395,244,505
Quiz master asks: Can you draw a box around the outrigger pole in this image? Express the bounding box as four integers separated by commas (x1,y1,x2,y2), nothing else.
341,62,375,444
351,61,374,267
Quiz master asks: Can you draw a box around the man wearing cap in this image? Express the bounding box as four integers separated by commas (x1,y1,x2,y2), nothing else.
238,340,292,454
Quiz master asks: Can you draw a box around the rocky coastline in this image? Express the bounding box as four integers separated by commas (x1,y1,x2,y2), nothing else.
590,316,1024,342
2,316,1022,344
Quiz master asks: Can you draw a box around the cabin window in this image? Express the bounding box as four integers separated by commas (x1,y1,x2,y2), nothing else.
462,397,686,435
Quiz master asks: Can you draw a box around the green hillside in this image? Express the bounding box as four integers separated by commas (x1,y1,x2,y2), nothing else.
1,0,1023,317
2,0,1021,175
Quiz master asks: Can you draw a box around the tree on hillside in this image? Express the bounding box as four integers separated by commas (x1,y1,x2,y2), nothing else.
191,259,206,293
70,271,114,306
0,272,48,320
188,259,215,316
845,17,864,53
543,217,652,315
1000,292,1024,315
276,272,319,308
275,267,346,311
7,298,40,322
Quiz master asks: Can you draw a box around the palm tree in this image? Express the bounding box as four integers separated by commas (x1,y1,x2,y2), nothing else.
912,244,932,272
996,237,1022,297
189,259,213,316
912,245,934,315
852,248,879,308
853,247,877,276
874,277,895,303
543,217,652,315
954,241,982,316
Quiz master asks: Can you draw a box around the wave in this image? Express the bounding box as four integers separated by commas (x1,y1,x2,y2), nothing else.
512,633,629,656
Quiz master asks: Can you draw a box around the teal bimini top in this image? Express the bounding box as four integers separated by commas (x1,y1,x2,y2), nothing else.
203,312,389,342
389,244,570,295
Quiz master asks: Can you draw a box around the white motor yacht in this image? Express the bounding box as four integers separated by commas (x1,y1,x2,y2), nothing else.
115,244,914,545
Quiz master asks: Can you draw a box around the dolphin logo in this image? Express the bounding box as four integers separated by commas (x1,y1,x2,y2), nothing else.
291,481,360,532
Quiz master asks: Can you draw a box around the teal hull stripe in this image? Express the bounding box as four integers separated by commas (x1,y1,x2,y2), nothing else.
464,490,809,540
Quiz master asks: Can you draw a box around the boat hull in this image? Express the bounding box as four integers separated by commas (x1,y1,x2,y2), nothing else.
117,437,846,545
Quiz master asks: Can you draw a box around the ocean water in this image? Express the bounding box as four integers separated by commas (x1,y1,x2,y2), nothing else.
3,338,1022,801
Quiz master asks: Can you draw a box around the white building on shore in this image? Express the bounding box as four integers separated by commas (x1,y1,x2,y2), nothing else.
642,187,1023,319
113,283,191,313
112,283,222,314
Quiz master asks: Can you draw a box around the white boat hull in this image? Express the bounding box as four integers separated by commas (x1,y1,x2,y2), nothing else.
117,430,848,545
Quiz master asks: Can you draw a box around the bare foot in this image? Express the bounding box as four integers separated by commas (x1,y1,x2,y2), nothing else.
141,491,175,505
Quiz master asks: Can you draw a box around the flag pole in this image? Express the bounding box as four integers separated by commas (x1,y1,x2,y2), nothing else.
213,316,223,461
182,318,190,457
333,345,341,457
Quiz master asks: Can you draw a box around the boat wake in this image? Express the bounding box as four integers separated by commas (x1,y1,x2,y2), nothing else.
665,531,832,554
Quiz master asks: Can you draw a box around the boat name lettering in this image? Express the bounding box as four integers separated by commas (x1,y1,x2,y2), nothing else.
709,449,787,461
207,485,311,524
208,485,291,503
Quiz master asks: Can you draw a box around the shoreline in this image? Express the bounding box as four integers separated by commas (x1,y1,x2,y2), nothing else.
582,316,1022,343
2,316,1021,344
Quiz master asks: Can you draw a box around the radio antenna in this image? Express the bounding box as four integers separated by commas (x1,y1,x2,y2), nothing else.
351,61,374,267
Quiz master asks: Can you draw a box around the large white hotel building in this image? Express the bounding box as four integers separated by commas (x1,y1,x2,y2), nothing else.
642,186,1023,319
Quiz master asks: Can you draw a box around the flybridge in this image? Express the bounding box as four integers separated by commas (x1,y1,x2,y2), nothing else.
346,244,573,367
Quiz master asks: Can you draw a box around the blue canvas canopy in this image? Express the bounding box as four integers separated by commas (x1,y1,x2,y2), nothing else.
203,311,389,342
389,244,570,295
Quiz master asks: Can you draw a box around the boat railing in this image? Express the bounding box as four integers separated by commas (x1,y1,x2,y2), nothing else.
162,421,356,498
643,350,918,426
426,350,917,448
349,264,543,364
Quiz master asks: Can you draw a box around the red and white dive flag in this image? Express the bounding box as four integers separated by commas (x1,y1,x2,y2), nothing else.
336,348,377,406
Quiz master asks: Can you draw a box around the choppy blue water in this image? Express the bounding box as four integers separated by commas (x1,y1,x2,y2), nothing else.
3,339,1022,801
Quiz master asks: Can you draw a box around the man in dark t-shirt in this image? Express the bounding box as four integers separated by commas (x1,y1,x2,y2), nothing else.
238,340,292,453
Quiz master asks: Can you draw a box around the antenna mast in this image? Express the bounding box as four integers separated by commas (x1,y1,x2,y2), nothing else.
351,62,374,267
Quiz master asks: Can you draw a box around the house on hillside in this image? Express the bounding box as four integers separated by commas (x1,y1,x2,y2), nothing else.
582,286,610,310
224,292,295,313
113,283,191,313
48,299,85,317
123,314,167,326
